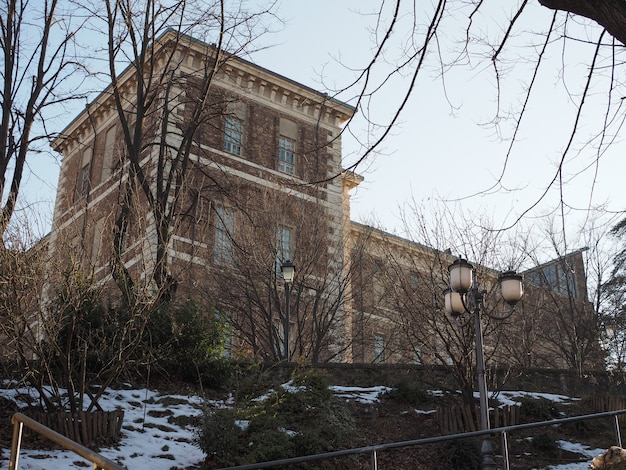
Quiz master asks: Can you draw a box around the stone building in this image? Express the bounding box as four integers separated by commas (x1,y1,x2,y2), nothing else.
49,30,354,363
344,222,600,370
47,30,601,369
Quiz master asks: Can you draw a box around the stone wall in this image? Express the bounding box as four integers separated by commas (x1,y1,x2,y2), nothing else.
270,363,626,398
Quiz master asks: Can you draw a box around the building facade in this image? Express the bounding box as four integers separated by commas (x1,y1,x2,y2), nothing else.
48,31,602,369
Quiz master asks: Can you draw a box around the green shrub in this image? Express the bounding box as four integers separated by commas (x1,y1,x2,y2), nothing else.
230,363,275,402
530,431,560,457
435,439,482,469
563,415,612,440
518,396,561,422
197,408,242,466
384,378,429,406
150,300,234,388
197,368,360,467
290,368,333,401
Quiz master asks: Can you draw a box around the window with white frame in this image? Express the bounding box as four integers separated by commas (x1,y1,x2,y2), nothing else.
214,206,235,265
374,335,385,364
278,226,292,260
224,117,243,155
276,226,292,259
278,118,297,175
215,309,233,358
275,225,293,272
76,148,92,199
278,136,295,174
413,345,423,365
224,101,246,156
89,217,105,267
101,126,117,182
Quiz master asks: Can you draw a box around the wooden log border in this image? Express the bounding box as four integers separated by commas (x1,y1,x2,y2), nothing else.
25,410,125,445
436,404,521,434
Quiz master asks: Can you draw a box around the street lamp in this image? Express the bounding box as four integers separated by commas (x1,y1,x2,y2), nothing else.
444,258,524,470
280,260,295,361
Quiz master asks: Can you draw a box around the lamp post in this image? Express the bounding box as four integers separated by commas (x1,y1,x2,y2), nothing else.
444,258,524,470
280,260,295,361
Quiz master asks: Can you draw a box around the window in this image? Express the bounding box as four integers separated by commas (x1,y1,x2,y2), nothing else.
101,126,117,182
278,136,295,174
215,309,233,358
76,148,92,199
526,261,577,297
276,226,293,262
224,117,243,155
373,275,386,307
275,226,293,273
558,265,576,296
544,265,558,289
214,207,235,265
413,346,423,365
278,117,297,175
374,335,385,364
90,218,105,266
224,101,246,155
274,320,285,358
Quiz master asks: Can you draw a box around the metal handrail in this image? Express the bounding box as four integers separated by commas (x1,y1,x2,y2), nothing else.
218,408,626,469
9,412,124,470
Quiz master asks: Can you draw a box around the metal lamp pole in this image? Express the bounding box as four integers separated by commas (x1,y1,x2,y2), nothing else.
281,260,295,361
445,259,524,470
472,287,497,469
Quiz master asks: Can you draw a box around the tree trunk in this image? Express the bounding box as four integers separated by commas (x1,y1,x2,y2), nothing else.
539,0,626,45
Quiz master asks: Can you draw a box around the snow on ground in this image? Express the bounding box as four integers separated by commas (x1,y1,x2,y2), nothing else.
330,385,391,404
540,441,605,470
496,390,580,407
0,383,606,469
0,382,389,469
0,384,211,469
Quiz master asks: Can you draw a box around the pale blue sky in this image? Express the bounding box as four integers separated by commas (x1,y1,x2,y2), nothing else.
21,1,625,252
252,1,625,244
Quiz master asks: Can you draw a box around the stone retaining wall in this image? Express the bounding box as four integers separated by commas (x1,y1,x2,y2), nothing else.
269,363,626,397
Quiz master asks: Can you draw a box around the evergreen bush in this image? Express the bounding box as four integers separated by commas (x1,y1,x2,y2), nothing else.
383,378,429,406
197,368,360,467
435,439,482,469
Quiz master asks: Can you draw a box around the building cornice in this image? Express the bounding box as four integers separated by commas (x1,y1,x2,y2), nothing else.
52,29,355,156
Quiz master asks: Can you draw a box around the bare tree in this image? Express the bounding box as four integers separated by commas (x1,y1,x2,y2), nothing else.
364,201,602,409
514,250,601,373
0,219,141,413
376,203,523,405
11,1,282,410
197,182,362,364
0,0,85,239
328,1,626,224
600,217,626,370
0,209,47,376
69,1,277,306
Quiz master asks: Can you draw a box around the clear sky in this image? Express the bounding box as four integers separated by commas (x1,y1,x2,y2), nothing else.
251,1,626,246
21,1,625,255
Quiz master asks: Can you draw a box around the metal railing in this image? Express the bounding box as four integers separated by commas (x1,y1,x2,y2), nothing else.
218,408,626,470
9,412,124,470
